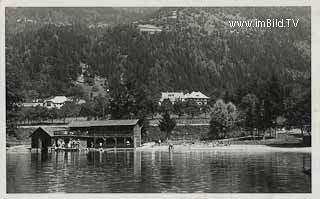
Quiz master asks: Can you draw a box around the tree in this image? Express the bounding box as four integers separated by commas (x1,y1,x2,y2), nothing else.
60,101,80,122
284,77,311,145
159,111,176,140
209,99,238,139
200,103,211,118
139,118,150,141
6,54,24,135
48,108,59,123
108,80,136,119
91,85,100,92
263,74,284,131
173,100,184,117
223,91,235,103
66,86,85,99
159,99,173,114
93,95,109,119
79,101,95,120
225,102,238,135
39,106,50,122
32,106,44,123
184,100,201,118
209,100,227,139
146,100,158,119
22,108,32,124
108,76,157,143
240,94,259,136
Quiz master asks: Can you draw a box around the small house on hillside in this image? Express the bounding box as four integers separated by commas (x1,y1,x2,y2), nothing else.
137,24,162,34
19,97,85,109
43,96,86,109
43,96,71,109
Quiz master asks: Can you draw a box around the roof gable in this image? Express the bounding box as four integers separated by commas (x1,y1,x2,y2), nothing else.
184,91,209,99
45,96,71,104
29,127,67,137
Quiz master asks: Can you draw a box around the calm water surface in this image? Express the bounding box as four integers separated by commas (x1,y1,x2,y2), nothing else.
7,150,311,193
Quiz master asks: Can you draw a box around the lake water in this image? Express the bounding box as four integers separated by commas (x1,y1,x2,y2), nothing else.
7,150,311,193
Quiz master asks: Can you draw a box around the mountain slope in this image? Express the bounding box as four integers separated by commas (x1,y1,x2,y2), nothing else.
6,7,311,103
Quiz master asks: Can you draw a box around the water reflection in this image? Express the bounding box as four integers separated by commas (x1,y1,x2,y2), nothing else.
7,150,311,193
134,151,141,177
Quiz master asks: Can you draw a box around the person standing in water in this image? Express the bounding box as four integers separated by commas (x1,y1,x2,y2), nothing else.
168,143,174,152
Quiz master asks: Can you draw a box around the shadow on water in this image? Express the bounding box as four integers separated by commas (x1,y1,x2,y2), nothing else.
30,151,51,165
265,143,308,148
85,150,142,177
159,152,176,185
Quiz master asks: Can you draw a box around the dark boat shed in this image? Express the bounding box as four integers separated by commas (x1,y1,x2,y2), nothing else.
30,127,67,149
30,119,142,150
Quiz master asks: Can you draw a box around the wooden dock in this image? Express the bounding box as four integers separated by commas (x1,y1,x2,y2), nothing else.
54,147,79,152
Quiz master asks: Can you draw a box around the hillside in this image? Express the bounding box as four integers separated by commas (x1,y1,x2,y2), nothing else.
6,7,310,105
5,7,159,33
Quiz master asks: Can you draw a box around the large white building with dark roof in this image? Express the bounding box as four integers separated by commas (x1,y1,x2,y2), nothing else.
184,91,209,105
159,91,209,105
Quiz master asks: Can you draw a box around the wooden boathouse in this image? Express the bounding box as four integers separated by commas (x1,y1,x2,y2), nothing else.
30,119,142,150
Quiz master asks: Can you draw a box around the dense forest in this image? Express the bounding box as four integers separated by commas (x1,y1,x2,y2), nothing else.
6,7,311,139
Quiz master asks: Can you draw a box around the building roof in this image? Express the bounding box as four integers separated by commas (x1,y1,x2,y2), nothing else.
160,91,209,101
29,127,67,137
184,91,209,99
45,96,71,104
69,119,140,128
137,24,162,31
160,92,184,100
20,102,43,107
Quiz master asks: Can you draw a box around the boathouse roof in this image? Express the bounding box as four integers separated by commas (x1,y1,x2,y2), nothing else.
29,127,68,137
69,119,140,128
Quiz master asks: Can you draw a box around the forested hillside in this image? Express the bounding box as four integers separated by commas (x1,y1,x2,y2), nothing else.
6,7,311,137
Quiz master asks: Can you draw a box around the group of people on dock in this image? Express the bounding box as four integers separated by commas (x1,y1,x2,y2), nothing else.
53,139,81,149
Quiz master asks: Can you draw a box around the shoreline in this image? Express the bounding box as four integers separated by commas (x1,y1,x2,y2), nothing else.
6,144,311,153
136,144,311,153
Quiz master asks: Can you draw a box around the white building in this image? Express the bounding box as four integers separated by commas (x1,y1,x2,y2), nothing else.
137,24,162,34
159,91,209,105
19,96,86,109
184,91,209,105
43,96,72,109
19,102,43,108
159,92,184,104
